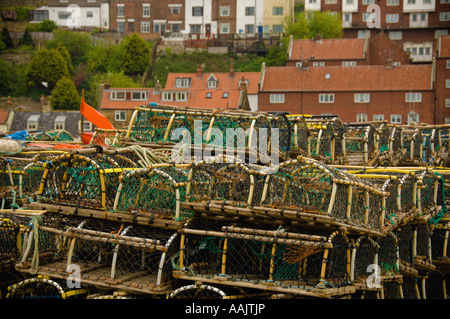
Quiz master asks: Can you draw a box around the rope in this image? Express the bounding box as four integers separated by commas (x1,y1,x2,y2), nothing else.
29,215,42,275
126,145,173,167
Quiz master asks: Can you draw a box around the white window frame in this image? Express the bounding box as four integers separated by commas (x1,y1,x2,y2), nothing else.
220,6,230,16
356,113,368,122
131,91,147,100
447,60,450,69
270,94,285,103
387,0,399,5
390,114,402,124
220,23,230,34
405,92,422,102
54,116,66,130
176,92,187,101
389,31,402,40
207,79,217,89
273,7,284,16
373,114,384,121
354,93,370,103
115,111,126,122
117,6,124,17
141,21,150,33
111,91,126,100
319,94,334,103
358,30,370,39
162,92,173,101
143,4,150,17
78,121,92,131
446,79,450,88
440,12,450,21
175,78,191,88
386,14,399,23
362,0,374,4
407,111,419,123
342,61,357,66
362,12,376,22
445,98,450,107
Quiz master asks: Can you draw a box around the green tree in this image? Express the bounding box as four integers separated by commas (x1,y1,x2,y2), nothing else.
25,48,70,92
286,11,343,39
0,59,13,95
45,29,91,66
18,28,34,47
1,27,14,49
50,77,80,110
120,33,151,76
85,43,124,74
54,44,74,74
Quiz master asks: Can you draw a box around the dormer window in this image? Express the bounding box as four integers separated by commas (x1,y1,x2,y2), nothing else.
207,75,217,88
111,91,125,100
175,78,191,88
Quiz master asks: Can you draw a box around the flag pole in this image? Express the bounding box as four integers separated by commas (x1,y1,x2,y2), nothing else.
81,89,85,136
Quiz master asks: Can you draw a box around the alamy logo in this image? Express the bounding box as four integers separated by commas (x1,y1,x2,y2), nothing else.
65,4,81,29
366,4,381,29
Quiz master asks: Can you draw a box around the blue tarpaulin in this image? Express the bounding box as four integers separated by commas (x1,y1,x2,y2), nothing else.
6,130,29,141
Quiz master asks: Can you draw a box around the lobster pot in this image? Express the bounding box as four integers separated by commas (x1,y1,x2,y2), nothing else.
176,219,352,297
439,127,450,165
18,213,179,296
401,128,423,165
402,276,420,299
396,224,414,269
350,236,379,286
424,272,446,299
305,117,345,164
20,161,46,201
27,130,74,142
89,129,127,148
0,217,22,270
377,233,399,276
37,154,124,210
344,123,378,166
382,280,402,299
415,171,440,215
113,166,191,221
389,126,405,165
413,223,435,271
288,116,310,157
431,224,450,272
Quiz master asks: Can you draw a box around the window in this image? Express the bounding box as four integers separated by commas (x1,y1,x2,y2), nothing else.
54,116,66,130
190,25,201,34
296,62,303,67
27,115,40,130
32,10,49,21
389,31,402,40
223,92,229,98
176,92,187,101
245,24,255,33
117,6,124,17
407,111,419,123
440,12,450,21
86,11,93,18
58,11,71,19
162,92,173,101
192,6,203,16
362,0,374,4
423,0,431,3
143,4,150,17
309,0,317,3
206,92,212,99
319,94,334,103
207,76,217,88
445,98,450,107
386,14,399,23
354,93,370,103
171,24,181,33
170,6,181,14
117,22,125,33
270,94,285,103
445,117,450,124
406,92,422,102
132,91,147,100
342,61,356,66
390,114,402,124
319,62,325,67
220,6,230,16
447,60,450,69
141,21,150,33
273,7,284,15
446,79,450,88
373,114,384,121
408,0,416,3
176,78,191,88
220,23,230,34
273,24,283,33
356,113,367,122
245,7,255,16
363,12,375,22
313,62,319,67
358,30,370,39
79,121,92,131
442,0,450,3
115,111,126,122
436,30,449,38
346,0,354,4
387,0,399,5
111,91,125,100
325,0,337,3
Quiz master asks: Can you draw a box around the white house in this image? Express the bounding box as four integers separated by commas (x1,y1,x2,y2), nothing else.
183,0,217,38
235,0,264,37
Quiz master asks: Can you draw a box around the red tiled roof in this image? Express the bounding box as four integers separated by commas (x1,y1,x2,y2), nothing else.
439,35,450,58
289,38,367,61
0,109,9,124
260,65,433,92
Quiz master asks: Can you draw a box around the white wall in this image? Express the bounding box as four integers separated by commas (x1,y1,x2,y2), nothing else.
236,0,263,36
304,0,321,12
184,0,215,37
403,0,435,13
342,0,358,13
49,4,106,29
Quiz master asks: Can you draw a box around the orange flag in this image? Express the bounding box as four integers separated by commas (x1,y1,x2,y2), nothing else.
80,98,115,130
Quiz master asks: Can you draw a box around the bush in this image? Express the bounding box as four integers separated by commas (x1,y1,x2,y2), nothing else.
26,20,57,32
50,77,80,110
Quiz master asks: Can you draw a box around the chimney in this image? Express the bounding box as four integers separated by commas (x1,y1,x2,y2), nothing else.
97,81,105,110
41,95,51,113
229,63,234,78
196,65,203,78
239,76,247,91
4,96,12,109
104,80,110,89
154,80,161,94
386,59,392,68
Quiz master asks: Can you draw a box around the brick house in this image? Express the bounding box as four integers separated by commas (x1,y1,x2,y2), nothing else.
258,63,435,124
109,0,184,40
287,32,411,67
436,35,450,124
305,0,450,63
